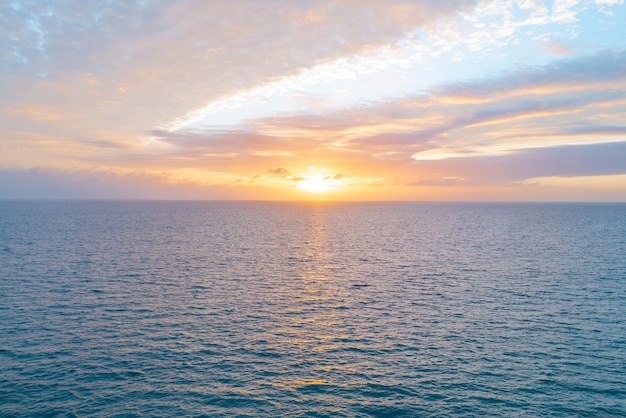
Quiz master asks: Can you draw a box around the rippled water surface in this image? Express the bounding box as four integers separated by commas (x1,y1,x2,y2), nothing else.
1,201,625,417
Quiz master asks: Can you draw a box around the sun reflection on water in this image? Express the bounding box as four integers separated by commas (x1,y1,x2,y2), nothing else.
269,204,359,394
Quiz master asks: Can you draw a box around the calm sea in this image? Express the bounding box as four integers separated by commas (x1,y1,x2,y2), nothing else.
1,201,625,417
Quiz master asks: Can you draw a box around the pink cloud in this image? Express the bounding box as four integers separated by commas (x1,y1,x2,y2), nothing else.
542,40,574,56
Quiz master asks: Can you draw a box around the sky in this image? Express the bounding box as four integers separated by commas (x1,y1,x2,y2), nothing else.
1,0,625,201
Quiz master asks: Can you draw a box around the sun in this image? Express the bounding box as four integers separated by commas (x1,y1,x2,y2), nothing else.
297,174,331,193
295,167,343,193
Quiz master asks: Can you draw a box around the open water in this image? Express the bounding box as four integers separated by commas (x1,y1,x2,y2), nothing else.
1,201,625,417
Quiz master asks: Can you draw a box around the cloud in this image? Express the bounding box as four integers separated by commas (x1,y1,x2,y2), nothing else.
430,50,626,100
1,1,478,137
268,167,290,176
133,49,626,187
412,141,626,185
0,167,272,200
541,40,574,56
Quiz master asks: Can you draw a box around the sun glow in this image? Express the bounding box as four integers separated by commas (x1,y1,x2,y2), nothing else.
295,167,343,193
297,175,332,193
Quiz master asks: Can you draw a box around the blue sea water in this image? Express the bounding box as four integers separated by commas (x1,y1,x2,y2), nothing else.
0,201,625,417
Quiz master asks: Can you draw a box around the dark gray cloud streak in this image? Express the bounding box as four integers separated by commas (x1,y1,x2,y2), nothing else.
412,141,626,185
0,167,253,200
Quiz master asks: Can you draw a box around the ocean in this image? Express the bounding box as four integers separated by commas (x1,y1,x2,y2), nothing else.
1,201,625,417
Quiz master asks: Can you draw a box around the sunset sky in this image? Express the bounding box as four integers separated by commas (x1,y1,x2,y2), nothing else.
1,0,625,201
